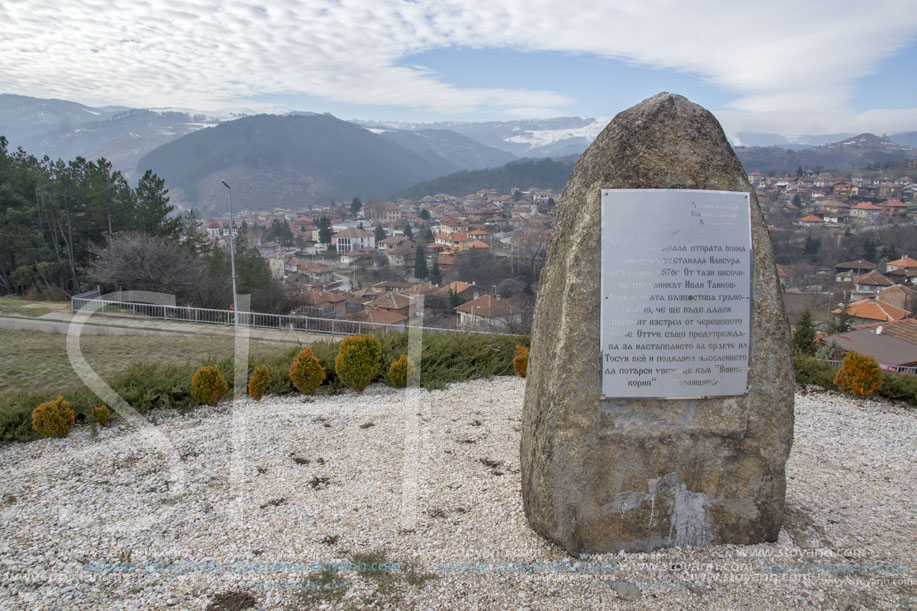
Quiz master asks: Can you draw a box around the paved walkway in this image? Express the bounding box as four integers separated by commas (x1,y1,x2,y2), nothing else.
0,311,328,345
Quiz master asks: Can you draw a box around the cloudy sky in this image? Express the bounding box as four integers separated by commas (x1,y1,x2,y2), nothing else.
2,0,916,140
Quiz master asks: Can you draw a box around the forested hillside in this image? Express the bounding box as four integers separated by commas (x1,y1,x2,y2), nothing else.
137,114,462,214
0,138,285,311
393,157,577,199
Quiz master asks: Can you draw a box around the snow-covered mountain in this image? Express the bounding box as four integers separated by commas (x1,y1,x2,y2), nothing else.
356,116,610,158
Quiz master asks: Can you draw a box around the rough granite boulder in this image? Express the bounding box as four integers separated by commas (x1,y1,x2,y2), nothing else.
520,93,794,555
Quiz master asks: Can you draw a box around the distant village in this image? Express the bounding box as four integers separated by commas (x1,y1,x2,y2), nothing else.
752,167,916,228
192,166,917,341
752,166,917,369
198,188,557,332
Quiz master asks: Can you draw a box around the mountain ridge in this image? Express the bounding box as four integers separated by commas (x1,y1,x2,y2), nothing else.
392,156,577,200
4,94,917,207
136,114,480,215
735,132,917,174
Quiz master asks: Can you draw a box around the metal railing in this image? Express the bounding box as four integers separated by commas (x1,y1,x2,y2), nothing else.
816,358,917,376
70,296,509,337
73,286,101,300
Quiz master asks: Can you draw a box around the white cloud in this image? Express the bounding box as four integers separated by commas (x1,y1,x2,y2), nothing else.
2,0,917,133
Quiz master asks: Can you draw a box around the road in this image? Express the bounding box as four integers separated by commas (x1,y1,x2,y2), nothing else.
0,311,327,345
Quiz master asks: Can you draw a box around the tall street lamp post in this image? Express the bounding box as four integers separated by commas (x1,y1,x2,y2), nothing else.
221,180,239,332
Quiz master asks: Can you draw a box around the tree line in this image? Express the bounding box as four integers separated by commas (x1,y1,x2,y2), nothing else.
0,136,181,296
0,137,289,313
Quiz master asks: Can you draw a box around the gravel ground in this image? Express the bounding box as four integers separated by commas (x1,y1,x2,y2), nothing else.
0,378,915,610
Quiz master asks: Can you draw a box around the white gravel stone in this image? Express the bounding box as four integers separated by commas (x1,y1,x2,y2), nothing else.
0,378,915,610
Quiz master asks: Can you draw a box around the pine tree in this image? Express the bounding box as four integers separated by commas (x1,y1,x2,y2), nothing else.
413,245,428,279
828,298,853,334
133,169,179,239
793,310,817,356
318,216,333,244
880,244,900,262
403,222,413,240
374,224,386,243
448,288,464,308
351,197,362,218
180,210,211,256
804,233,821,259
430,258,442,285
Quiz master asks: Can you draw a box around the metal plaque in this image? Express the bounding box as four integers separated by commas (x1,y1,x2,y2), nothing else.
601,189,752,398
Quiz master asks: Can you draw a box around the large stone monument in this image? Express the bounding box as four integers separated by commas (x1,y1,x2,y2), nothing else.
520,93,794,555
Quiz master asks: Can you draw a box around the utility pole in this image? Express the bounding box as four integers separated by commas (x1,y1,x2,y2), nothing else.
221,180,239,332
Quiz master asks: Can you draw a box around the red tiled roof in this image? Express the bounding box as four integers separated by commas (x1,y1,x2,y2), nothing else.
887,255,917,269
346,308,406,325
854,271,894,286
368,293,413,311
834,298,910,322
834,259,875,271
854,318,917,345
454,295,520,318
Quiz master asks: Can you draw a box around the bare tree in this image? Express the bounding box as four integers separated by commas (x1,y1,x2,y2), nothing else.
89,232,202,300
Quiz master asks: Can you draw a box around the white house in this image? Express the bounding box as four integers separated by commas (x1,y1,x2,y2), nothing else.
332,228,375,253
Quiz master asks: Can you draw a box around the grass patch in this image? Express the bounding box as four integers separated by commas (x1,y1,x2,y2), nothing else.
294,549,437,610
0,297,69,318
294,567,347,608
0,329,283,395
206,590,257,611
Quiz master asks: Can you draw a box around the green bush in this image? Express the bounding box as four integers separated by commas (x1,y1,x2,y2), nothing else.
112,363,197,413
248,364,271,400
289,347,326,395
1,363,196,442
335,335,382,392
91,405,110,426
308,340,344,391
190,365,229,406
877,370,917,405
291,331,530,391
793,356,838,389
388,355,415,389
815,340,844,361
417,332,527,390
2,391,54,442
31,396,75,438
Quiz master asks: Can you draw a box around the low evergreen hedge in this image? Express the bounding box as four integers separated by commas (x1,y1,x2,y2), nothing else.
794,355,917,406
0,331,529,442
